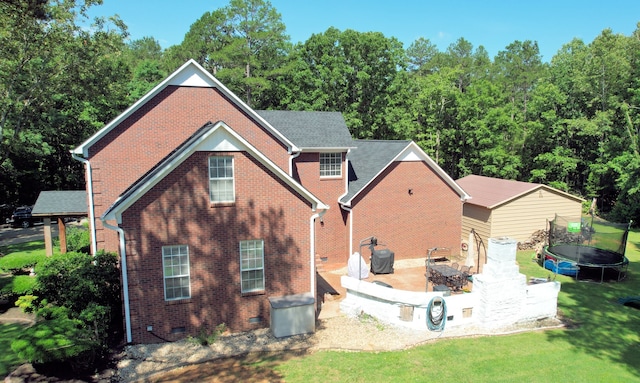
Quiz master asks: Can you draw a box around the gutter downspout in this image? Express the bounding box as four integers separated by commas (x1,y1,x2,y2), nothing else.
340,205,353,255
71,153,97,255
289,150,301,177
102,219,133,344
338,150,353,255
310,208,328,293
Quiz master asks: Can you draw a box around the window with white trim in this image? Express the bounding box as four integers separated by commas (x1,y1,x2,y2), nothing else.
209,156,235,203
319,152,342,177
240,240,265,293
162,245,190,300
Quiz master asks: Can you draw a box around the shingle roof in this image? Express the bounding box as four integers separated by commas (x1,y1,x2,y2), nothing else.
340,140,411,203
456,174,583,209
256,110,354,149
32,190,87,216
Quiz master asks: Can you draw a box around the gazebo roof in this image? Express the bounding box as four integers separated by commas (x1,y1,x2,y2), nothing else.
32,190,87,217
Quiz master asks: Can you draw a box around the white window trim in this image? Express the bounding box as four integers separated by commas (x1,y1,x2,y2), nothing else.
240,239,265,293
320,152,342,178
162,245,191,301
209,156,235,203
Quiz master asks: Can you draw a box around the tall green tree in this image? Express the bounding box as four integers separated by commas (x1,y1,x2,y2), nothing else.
0,0,130,204
283,27,405,139
168,0,290,109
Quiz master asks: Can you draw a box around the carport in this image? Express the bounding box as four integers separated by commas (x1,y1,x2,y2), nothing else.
31,191,87,256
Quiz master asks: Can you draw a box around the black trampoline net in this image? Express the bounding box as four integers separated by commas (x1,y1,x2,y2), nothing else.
548,215,629,257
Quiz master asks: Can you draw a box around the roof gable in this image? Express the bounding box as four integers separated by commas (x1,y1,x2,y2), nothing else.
256,110,354,149
341,140,469,205
73,60,297,157
103,121,328,223
456,174,584,209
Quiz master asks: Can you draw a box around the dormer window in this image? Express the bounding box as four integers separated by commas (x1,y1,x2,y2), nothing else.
209,156,235,203
320,152,342,178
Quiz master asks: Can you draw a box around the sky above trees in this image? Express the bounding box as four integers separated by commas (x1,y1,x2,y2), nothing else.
86,0,640,61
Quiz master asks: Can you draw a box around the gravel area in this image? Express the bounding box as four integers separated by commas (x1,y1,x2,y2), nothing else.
115,299,564,382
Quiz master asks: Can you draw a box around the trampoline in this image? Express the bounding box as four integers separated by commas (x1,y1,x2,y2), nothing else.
541,215,630,283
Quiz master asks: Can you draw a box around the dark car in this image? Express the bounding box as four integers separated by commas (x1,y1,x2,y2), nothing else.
8,206,40,228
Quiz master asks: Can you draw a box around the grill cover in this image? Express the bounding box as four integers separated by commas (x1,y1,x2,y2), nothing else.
370,249,394,274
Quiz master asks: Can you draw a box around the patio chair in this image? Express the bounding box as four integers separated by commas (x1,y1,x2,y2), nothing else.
459,265,472,287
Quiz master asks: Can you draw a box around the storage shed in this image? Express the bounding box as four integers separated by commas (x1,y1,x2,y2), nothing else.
457,175,584,266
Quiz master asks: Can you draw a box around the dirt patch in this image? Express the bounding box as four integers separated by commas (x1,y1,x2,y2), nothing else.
141,351,306,383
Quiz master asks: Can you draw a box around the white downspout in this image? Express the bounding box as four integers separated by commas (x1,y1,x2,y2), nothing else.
289,150,301,177
102,219,133,344
341,206,353,255
310,208,327,293
71,153,97,255
338,150,353,255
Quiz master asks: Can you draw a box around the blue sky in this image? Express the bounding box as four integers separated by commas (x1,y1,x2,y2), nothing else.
87,0,640,62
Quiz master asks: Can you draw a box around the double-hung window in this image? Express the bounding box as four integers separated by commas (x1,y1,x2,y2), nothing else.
319,152,342,177
162,245,190,300
209,156,235,203
240,240,265,293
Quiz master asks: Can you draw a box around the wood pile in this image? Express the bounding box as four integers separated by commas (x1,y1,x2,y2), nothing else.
517,229,548,250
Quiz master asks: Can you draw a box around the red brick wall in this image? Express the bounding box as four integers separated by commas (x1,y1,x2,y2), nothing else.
88,86,290,252
121,151,313,343
292,153,349,267
351,161,462,262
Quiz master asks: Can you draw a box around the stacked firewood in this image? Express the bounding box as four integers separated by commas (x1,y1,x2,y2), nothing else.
517,229,549,250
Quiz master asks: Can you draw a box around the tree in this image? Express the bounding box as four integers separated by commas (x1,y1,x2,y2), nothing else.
0,0,130,204
283,27,405,139
162,9,231,75
406,37,438,72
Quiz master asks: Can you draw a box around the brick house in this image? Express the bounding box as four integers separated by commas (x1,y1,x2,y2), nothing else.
72,60,469,343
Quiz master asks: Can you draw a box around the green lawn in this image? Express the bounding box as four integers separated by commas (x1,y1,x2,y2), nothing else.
2,234,640,381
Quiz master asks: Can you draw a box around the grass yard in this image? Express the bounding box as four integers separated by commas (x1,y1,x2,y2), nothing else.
2,233,640,381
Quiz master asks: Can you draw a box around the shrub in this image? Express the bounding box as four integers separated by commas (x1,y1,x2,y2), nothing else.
187,323,227,346
54,225,91,254
11,251,122,370
34,251,120,314
11,309,100,374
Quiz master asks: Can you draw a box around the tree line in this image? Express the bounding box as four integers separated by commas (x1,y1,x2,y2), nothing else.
2,0,639,224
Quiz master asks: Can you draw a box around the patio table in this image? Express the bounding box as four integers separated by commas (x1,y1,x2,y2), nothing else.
430,265,465,290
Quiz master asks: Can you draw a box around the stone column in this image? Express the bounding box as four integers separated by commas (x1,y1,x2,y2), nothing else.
472,237,527,328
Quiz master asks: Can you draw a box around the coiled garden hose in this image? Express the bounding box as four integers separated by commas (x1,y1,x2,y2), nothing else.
426,296,447,331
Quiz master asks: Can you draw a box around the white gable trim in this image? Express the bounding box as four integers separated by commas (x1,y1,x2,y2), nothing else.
342,141,470,207
103,121,328,223
72,59,298,157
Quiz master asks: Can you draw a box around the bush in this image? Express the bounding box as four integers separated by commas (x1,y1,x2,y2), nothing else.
53,224,91,253
11,310,100,374
11,251,122,370
34,251,120,314
187,323,227,346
